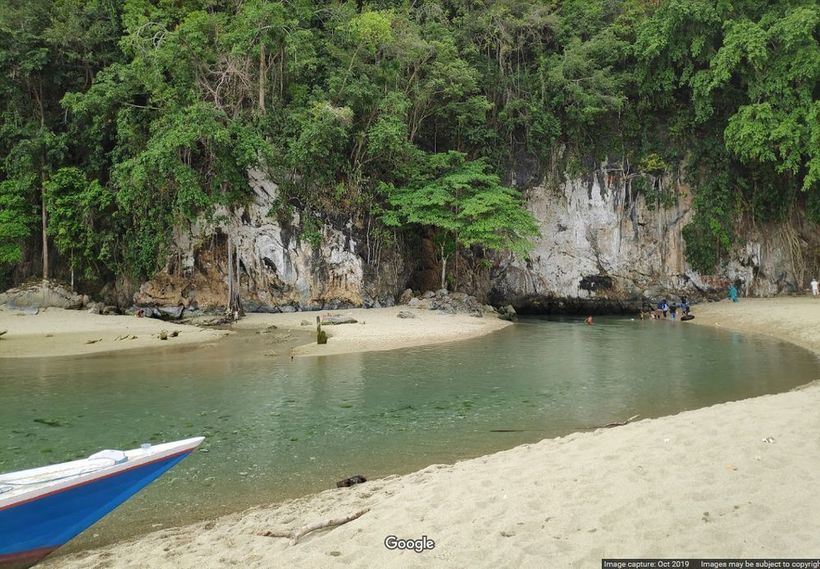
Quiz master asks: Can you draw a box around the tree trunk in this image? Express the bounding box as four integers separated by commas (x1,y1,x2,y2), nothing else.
440,244,447,290
226,235,244,319
41,183,48,281
226,235,233,308
258,44,266,113
454,239,459,291
235,242,241,301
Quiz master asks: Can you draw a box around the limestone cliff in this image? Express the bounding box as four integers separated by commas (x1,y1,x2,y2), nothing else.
135,166,818,314
489,162,819,313
134,170,404,312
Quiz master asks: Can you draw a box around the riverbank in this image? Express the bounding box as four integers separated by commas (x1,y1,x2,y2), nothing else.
0,307,230,358
233,306,512,357
39,297,820,568
0,305,510,359
689,296,820,354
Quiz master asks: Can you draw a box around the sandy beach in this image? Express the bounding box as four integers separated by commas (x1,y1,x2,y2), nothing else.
36,297,820,568
689,296,820,354
0,307,230,358
0,305,510,359
234,306,512,357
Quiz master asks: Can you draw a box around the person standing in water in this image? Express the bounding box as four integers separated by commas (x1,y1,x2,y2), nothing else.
585,315,593,326
728,284,738,303
669,302,678,320
811,278,819,298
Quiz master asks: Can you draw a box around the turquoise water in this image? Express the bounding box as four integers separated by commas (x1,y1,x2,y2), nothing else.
0,316,818,549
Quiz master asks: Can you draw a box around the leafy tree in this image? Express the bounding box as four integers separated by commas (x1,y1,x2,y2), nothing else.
383,151,539,288
0,178,35,266
64,4,273,278
694,4,819,191
1,0,817,292
45,167,114,280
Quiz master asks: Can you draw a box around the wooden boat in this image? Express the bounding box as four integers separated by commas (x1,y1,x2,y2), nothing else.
0,437,204,568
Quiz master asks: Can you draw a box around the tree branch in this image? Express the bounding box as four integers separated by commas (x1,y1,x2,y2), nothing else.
258,509,370,545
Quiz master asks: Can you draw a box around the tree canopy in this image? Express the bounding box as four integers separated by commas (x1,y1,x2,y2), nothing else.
383,151,539,287
0,0,817,287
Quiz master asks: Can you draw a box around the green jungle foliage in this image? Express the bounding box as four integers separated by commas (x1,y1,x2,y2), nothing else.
0,0,817,282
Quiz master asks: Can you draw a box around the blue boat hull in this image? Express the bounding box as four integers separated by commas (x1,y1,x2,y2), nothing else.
0,450,192,568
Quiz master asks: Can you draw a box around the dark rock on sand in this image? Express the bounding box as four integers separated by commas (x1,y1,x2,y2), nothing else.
398,288,414,305
498,305,517,321
321,315,358,325
336,474,367,488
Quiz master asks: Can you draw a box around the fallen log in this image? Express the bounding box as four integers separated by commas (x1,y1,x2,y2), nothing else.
258,508,370,545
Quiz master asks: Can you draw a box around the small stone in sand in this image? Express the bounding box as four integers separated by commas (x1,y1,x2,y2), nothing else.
336,474,367,488
85,338,102,344
170,330,180,338
159,330,168,340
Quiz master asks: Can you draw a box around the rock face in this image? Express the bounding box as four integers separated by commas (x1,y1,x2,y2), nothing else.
135,169,404,312
134,164,819,315
488,163,820,313
0,281,87,310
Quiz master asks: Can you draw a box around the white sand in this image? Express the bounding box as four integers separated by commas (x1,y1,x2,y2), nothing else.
0,305,509,359
689,296,820,354
38,298,820,568
0,307,229,358
233,306,512,357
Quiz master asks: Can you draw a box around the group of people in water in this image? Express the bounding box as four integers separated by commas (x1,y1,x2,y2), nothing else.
640,296,693,321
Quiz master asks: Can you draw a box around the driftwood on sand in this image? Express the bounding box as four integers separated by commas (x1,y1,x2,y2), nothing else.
588,414,640,430
259,509,370,545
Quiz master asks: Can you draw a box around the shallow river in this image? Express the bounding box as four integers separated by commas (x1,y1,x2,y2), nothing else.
1,316,817,550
